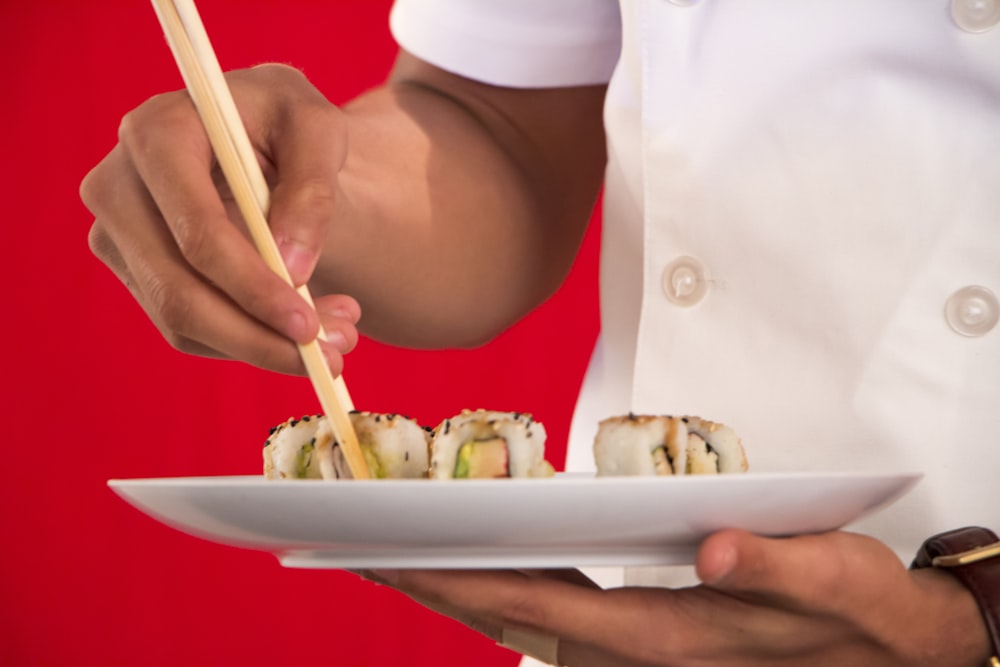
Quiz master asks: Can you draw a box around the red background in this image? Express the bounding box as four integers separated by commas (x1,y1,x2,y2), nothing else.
1,2,600,665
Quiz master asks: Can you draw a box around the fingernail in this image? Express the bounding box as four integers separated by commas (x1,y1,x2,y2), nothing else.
706,544,737,585
288,311,310,342
320,328,349,353
320,307,353,320
278,239,316,286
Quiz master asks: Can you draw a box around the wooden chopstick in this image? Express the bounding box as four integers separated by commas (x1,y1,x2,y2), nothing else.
151,0,371,479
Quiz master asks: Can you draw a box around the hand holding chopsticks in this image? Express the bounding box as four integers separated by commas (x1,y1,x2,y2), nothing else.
150,0,371,479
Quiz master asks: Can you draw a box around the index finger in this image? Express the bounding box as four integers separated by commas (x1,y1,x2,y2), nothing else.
375,569,675,661
119,90,319,345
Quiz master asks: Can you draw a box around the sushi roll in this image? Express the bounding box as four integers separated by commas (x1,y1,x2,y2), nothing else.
429,409,554,479
262,415,325,480
684,416,748,474
316,411,432,480
593,413,748,476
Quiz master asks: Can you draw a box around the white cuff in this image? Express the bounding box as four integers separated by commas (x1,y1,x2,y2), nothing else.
499,627,560,665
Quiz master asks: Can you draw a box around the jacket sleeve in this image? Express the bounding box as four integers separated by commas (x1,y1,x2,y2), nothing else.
389,0,622,88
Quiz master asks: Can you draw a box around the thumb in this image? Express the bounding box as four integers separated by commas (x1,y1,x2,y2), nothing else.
695,529,819,597
269,133,346,286
696,529,907,616
246,68,348,286
696,529,837,614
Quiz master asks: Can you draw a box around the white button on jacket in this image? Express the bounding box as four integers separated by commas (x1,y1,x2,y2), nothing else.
951,0,1000,32
946,285,1000,336
661,256,708,307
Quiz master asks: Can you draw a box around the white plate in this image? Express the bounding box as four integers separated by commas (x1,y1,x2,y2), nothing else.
108,472,920,569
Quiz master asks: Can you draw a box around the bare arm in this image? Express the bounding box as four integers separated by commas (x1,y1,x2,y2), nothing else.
81,52,607,373
320,51,607,347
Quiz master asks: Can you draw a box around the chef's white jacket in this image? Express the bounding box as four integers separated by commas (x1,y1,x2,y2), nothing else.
391,0,999,661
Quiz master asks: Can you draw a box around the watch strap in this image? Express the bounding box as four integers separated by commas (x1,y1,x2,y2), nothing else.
912,526,1000,665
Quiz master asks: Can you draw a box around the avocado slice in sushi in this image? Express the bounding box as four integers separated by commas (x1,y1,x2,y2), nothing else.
453,437,510,478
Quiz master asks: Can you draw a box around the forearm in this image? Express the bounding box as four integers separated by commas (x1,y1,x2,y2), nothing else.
81,55,604,376
313,54,607,348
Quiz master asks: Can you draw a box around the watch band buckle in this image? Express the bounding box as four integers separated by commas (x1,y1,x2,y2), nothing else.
931,541,1000,568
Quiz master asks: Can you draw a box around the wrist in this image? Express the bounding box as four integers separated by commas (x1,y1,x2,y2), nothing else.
912,527,1000,666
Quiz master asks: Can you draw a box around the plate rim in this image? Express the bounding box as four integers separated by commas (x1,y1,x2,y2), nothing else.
106,470,923,569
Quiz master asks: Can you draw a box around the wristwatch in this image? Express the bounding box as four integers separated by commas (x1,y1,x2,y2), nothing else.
912,526,1000,666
